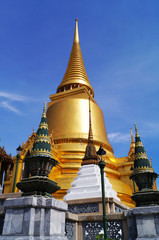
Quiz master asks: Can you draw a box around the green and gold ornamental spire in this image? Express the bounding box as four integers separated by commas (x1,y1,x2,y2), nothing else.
130,125,159,206
30,102,53,159
17,103,60,197
134,124,152,171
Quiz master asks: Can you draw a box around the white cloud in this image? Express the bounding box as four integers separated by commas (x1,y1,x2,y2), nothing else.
0,91,34,115
108,132,130,143
0,91,30,102
1,101,22,114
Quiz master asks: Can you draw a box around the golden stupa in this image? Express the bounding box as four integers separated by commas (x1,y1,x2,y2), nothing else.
3,20,140,208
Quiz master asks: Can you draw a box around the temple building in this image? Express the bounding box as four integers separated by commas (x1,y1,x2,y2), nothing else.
0,147,13,192
2,19,156,208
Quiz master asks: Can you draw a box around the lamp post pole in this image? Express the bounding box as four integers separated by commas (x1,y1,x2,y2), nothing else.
97,145,107,240
130,166,136,193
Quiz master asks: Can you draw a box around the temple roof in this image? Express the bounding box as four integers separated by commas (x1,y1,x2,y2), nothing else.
134,124,152,171
0,146,12,162
0,146,13,172
30,103,53,159
57,19,94,97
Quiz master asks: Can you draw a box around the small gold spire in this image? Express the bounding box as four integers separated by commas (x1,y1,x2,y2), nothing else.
130,128,134,143
42,102,46,117
88,98,93,142
74,19,79,43
128,128,135,159
135,123,139,137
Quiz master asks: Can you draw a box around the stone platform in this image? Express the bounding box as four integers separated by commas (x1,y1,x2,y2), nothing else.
126,205,159,240
0,237,67,240
131,190,159,207
0,196,68,240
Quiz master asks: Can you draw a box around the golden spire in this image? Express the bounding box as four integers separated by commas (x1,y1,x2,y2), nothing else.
135,123,139,137
57,19,94,96
128,128,135,159
74,19,79,43
131,128,134,143
81,99,99,166
42,102,46,118
88,98,93,142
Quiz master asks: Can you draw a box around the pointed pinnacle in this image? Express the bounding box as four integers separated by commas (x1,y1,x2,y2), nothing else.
57,19,94,96
130,128,134,142
74,18,79,43
134,123,139,137
42,102,46,117
88,99,93,141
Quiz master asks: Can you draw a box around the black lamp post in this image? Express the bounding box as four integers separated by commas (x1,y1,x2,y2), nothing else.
130,166,136,193
97,145,107,240
12,145,22,192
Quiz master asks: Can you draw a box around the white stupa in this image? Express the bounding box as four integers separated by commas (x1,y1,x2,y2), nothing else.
64,100,120,201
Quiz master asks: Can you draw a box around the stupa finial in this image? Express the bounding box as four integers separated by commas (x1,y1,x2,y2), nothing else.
81,99,99,166
130,128,134,143
42,102,46,117
128,128,135,160
135,123,139,137
88,98,93,142
74,18,79,43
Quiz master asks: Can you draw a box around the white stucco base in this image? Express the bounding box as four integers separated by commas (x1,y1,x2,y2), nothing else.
64,164,120,201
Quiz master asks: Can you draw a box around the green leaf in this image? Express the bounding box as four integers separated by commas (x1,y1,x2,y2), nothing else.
96,234,118,240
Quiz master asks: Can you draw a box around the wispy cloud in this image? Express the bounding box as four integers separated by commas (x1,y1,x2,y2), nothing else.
0,91,30,102
108,132,130,143
0,91,34,114
1,101,21,114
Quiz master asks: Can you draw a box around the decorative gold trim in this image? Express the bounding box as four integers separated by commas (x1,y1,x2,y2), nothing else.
134,167,152,171
39,124,48,128
135,142,143,147
135,156,148,160
31,150,53,157
34,139,50,144
53,138,113,153
135,152,147,156
36,134,50,138
35,135,50,140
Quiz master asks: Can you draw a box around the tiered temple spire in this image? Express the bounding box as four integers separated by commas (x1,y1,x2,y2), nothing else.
31,102,53,159
130,125,159,206
17,103,60,197
134,124,152,171
57,19,94,96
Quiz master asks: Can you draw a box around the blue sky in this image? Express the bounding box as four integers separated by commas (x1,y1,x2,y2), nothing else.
0,1,159,185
